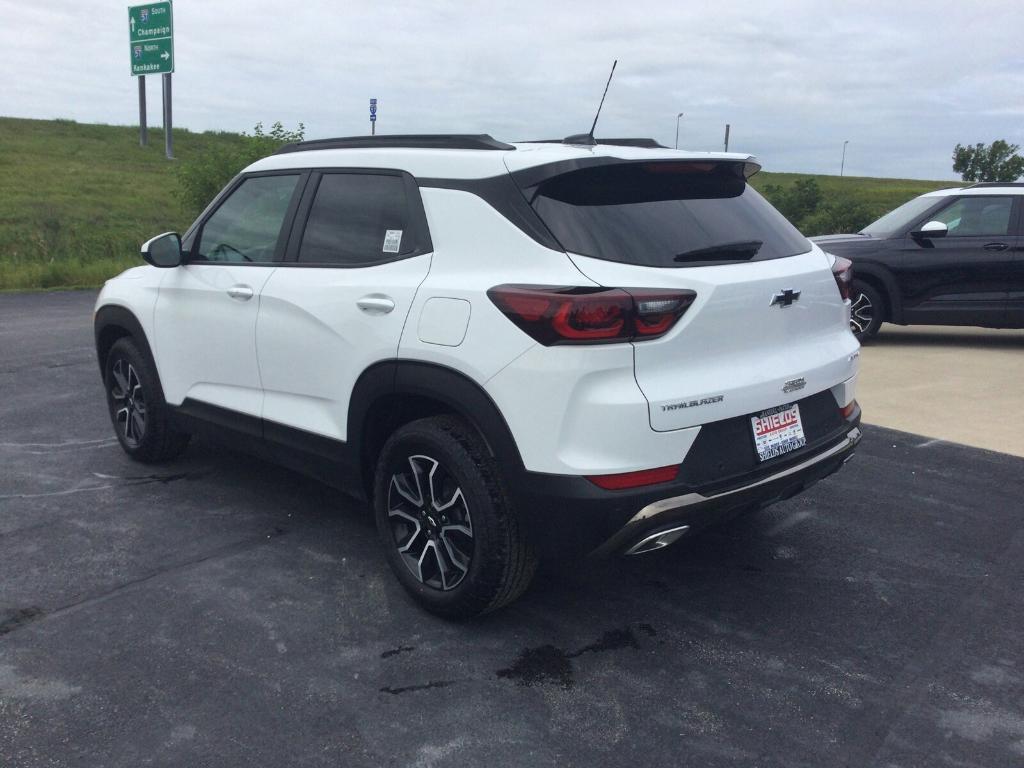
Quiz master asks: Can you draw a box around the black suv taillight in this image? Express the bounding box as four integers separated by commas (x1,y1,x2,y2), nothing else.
831,256,853,301
487,285,696,345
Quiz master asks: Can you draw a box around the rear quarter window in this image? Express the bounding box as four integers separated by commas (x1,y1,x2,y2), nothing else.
526,161,811,267
298,173,413,266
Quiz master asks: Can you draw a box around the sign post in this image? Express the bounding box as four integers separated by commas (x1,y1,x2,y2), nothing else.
138,76,147,147
128,2,174,158
163,73,173,159
370,98,377,136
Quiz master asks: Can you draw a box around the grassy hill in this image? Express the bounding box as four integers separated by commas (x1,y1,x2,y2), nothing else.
0,117,248,290
747,171,956,219
0,116,958,291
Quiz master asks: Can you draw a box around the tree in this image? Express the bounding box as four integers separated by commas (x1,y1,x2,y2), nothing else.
761,177,823,224
176,121,305,216
952,140,1024,182
759,178,881,235
800,197,878,237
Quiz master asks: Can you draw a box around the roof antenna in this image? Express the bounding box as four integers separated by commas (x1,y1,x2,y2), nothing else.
565,59,617,146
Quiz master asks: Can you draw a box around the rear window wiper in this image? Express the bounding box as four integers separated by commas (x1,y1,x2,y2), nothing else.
673,240,763,262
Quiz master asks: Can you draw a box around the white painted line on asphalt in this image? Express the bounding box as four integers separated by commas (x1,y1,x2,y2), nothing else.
0,483,116,500
0,438,116,451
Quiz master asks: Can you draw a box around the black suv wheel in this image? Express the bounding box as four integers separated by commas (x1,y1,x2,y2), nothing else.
373,415,537,619
104,337,190,462
849,280,885,340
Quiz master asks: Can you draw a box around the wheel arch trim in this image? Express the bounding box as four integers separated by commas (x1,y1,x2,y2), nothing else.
94,304,158,378
852,263,902,323
349,359,527,483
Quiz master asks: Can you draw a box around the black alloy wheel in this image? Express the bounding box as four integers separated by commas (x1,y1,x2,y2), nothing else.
849,280,884,340
109,358,147,447
373,416,537,618
387,454,475,591
103,337,190,462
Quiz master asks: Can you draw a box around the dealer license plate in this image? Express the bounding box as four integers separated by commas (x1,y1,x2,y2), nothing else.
751,403,806,462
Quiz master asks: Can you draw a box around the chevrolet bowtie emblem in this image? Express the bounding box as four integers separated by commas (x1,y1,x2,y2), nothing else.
770,289,801,308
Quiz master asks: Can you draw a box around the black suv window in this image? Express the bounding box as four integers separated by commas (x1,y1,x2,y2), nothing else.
860,196,943,237
929,196,1014,237
526,161,811,267
195,174,300,263
297,173,412,265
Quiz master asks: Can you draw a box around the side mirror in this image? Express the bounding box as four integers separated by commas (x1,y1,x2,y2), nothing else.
911,220,947,240
141,232,183,268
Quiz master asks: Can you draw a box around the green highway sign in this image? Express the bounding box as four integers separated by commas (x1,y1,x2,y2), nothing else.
128,2,174,76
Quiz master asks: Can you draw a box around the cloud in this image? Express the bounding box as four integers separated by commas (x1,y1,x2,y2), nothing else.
1,0,1021,179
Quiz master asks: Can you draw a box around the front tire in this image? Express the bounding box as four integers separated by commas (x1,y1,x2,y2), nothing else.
849,280,885,341
104,337,190,463
373,416,537,619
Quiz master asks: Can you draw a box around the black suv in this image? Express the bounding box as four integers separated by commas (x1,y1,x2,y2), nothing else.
812,183,1024,339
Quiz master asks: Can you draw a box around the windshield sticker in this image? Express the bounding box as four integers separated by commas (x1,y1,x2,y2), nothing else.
383,230,403,253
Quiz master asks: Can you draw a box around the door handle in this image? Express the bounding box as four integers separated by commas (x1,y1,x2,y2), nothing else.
227,284,255,301
983,242,1009,251
357,295,396,314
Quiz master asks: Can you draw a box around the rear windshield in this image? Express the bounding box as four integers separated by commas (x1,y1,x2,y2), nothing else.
527,161,811,267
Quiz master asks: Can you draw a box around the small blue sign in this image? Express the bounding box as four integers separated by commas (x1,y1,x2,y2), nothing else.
370,114,377,122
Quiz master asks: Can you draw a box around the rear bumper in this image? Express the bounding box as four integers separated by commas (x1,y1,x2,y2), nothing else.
512,413,861,559
592,424,861,556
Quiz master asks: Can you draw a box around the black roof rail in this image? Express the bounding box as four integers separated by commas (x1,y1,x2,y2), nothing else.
520,137,668,149
274,134,515,154
963,181,1024,188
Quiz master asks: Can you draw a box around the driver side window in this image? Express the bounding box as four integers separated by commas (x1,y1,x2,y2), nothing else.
929,196,1013,237
195,174,300,263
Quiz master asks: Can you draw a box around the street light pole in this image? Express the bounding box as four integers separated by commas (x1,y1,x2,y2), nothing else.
674,112,684,149
840,140,849,177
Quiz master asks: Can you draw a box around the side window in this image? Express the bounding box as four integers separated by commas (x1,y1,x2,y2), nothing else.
195,175,300,263
929,196,1013,237
297,173,412,266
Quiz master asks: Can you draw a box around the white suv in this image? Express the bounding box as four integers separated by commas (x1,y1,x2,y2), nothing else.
94,134,862,617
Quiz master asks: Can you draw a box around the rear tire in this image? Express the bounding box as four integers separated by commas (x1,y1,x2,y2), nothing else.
103,337,190,463
373,415,537,619
849,280,885,341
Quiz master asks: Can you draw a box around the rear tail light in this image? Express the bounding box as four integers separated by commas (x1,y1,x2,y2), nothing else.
586,465,679,490
840,400,858,419
831,256,853,301
487,285,696,345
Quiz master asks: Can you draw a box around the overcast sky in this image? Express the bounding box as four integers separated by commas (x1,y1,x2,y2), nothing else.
2,0,1021,179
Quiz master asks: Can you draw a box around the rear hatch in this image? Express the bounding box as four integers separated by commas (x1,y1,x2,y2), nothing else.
516,158,858,432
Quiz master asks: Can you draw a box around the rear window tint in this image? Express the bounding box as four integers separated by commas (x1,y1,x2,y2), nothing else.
527,162,811,267
298,173,411,266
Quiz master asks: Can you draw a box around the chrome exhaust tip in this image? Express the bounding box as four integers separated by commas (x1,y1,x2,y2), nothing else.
624,524,690,556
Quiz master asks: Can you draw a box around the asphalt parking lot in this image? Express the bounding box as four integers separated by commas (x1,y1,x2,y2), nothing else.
2,290,1023,768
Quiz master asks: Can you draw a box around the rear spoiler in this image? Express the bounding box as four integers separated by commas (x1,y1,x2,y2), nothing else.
510,156,762,191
